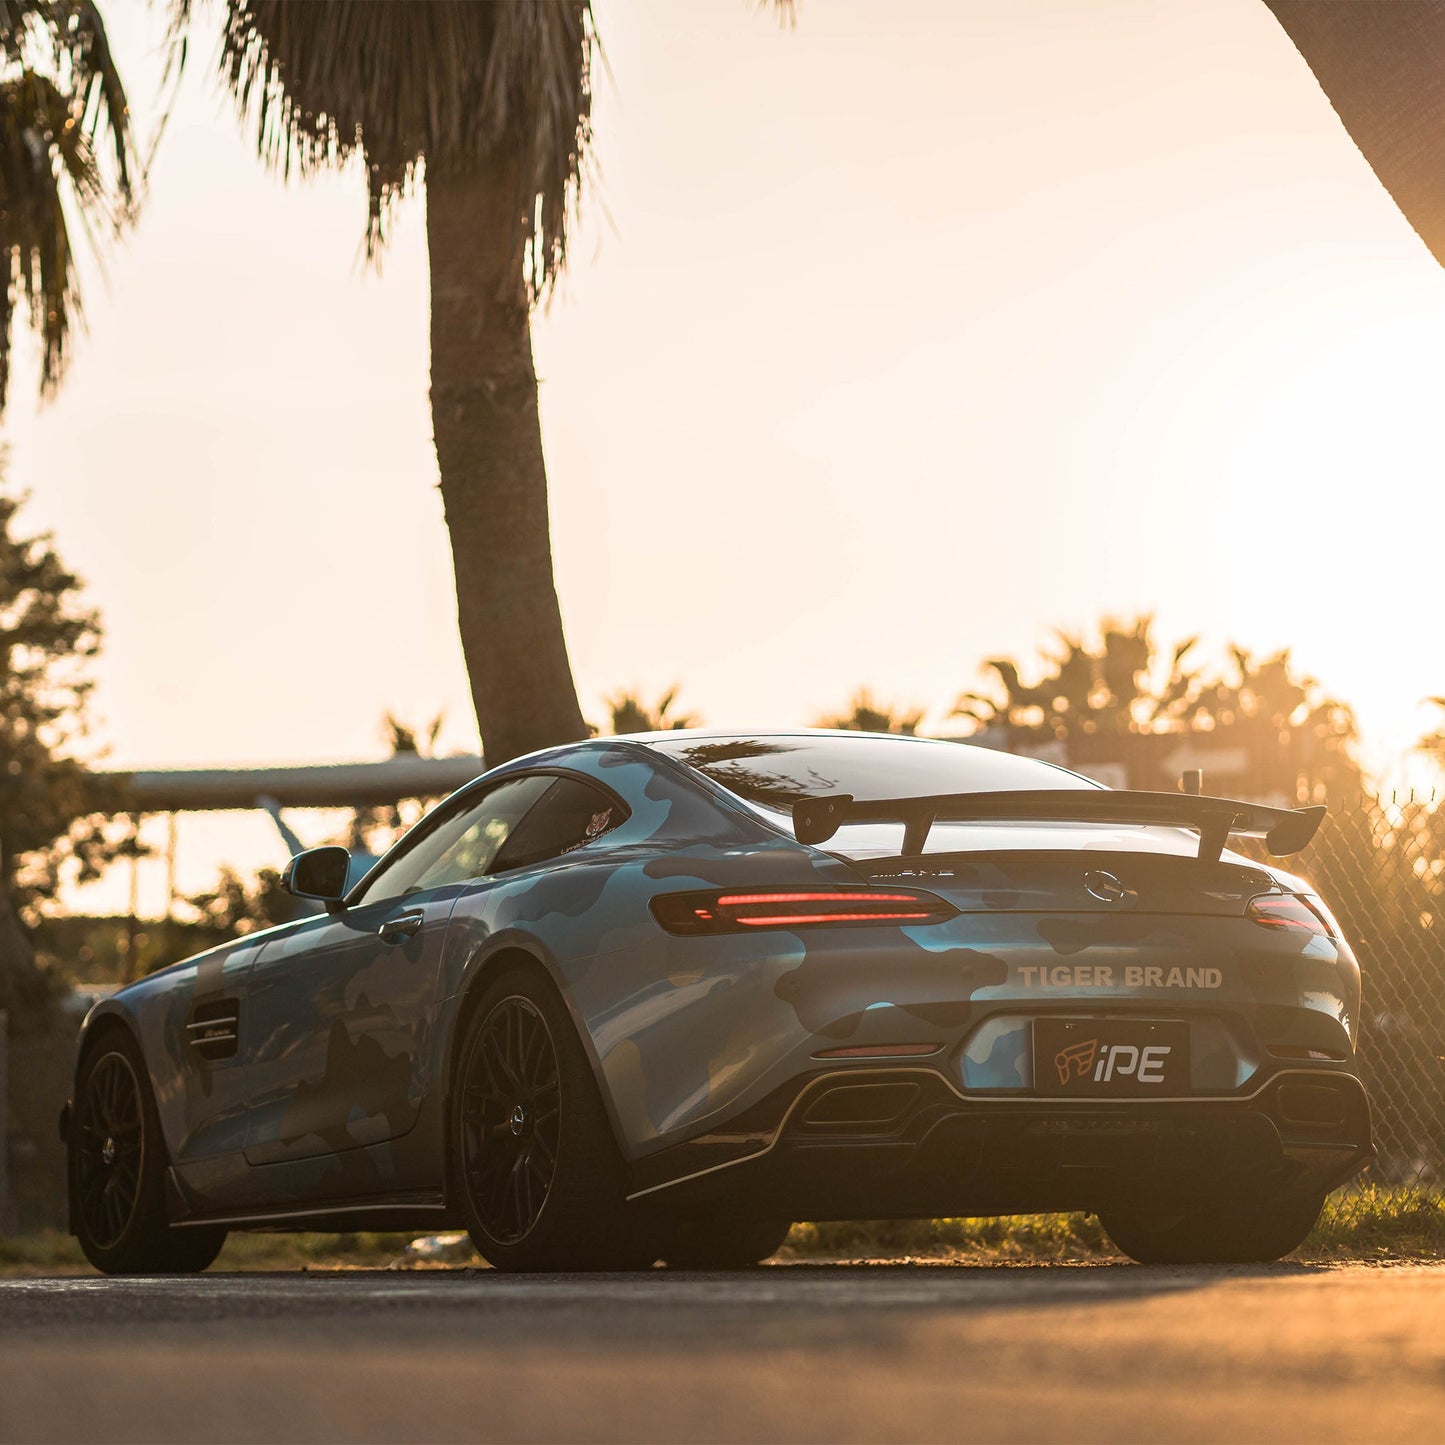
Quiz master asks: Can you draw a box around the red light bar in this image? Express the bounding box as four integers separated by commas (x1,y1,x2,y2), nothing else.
737,911,934,925
651,886,956,936
715,892,933,906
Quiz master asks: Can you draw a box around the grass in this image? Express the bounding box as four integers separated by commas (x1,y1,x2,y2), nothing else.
0,1230,88,1274
1305,1185,1445,1261
2,1188,1440,1275
780,1213,1114,1262
782,1188,1445,1264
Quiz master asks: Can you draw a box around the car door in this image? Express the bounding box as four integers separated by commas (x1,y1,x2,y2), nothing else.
241,774,554,1169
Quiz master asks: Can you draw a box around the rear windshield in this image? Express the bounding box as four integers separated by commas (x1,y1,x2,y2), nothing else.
648,733,1095,812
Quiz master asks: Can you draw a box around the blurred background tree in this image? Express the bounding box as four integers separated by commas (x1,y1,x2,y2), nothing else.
0,475,120,1022
0,0,136,407
815,689,922,735
602,687,697,736
954,616,1362,803
346,711,449,854
955,618,1199,741
181,864,290,939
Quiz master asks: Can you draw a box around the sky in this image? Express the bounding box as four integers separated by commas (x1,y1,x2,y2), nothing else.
7,0,1445,908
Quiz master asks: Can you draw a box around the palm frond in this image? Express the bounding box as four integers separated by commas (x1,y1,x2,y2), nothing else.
174,1,596,306
0,0,137,409
65,2,136,197
2,3,135,195
0,72,92,403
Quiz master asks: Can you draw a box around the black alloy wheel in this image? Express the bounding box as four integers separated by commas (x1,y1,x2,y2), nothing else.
70,1028,227,1275
452,966,654,1271
74,1051,145,1251
458,996,561,1246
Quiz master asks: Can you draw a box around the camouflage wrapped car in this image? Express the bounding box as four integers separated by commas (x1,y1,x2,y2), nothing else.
65,730,1372,1271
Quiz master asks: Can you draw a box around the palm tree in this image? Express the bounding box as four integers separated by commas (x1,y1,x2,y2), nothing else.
604,687,697,736
164,1,599,766
0,0,136,407
815,689,923,736
955,617,1361,801
1266,2,1445,268
955,619,1199,742
0,0,133,1016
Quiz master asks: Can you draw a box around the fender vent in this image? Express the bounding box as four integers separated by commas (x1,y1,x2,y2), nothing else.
187,1000,240,1061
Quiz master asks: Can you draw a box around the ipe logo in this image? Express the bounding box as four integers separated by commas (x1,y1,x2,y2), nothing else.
1054,1038,1172,1087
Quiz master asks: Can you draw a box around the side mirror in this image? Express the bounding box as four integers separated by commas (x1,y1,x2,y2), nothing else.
282,845,351,904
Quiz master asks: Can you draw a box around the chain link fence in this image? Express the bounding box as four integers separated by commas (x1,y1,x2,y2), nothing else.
1279,795,1445,1186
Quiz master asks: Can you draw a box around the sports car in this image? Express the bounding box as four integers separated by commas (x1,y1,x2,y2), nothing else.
65,729,1373,1272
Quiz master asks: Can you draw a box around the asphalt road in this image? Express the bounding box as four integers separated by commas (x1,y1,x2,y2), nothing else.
1,1262,1441,1443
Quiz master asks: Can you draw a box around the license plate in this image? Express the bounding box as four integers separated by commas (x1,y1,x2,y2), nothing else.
1032,1018,1190,1097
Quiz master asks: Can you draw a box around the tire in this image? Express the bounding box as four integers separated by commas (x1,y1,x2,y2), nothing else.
451,966,652,1271
1101,1191,1324,1265
70,1028,228,1274
662,1218,793,1269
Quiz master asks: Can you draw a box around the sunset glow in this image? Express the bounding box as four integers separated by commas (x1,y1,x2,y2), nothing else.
7,0,1444,907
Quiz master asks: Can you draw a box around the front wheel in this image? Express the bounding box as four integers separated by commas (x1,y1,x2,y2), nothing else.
70,1030,227,1274
1100,1192,1324,1264
452,967,652,1271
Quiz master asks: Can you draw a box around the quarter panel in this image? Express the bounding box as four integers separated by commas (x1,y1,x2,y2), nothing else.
437,742,861,1160
469,845,873,1155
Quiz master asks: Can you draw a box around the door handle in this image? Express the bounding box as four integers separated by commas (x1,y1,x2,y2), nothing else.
378,910,425,944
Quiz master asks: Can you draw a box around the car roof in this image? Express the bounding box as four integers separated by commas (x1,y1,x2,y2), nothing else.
626,726,967,748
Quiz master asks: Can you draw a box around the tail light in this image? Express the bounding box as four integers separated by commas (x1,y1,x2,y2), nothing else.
1247,893,1339,938
650,886,957,936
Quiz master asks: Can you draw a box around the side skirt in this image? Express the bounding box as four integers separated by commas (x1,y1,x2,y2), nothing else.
166,1169,454,1233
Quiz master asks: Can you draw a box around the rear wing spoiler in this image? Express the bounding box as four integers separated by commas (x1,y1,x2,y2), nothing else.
790,789,1326,863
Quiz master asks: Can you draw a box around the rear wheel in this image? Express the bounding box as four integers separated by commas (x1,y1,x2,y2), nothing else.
1101,1192,1324,1264
453,967,652,1271
71,1030,227,1274
662,1218,793,1269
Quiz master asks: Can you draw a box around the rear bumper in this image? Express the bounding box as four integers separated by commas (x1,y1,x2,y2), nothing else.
627,1065,1375,1220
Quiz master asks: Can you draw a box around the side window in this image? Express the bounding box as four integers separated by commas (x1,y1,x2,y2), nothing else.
354,775,553,904
489,777,626,873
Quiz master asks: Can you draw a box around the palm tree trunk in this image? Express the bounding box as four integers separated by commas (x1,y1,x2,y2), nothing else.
1266,1,1445,269
426,158,588,766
